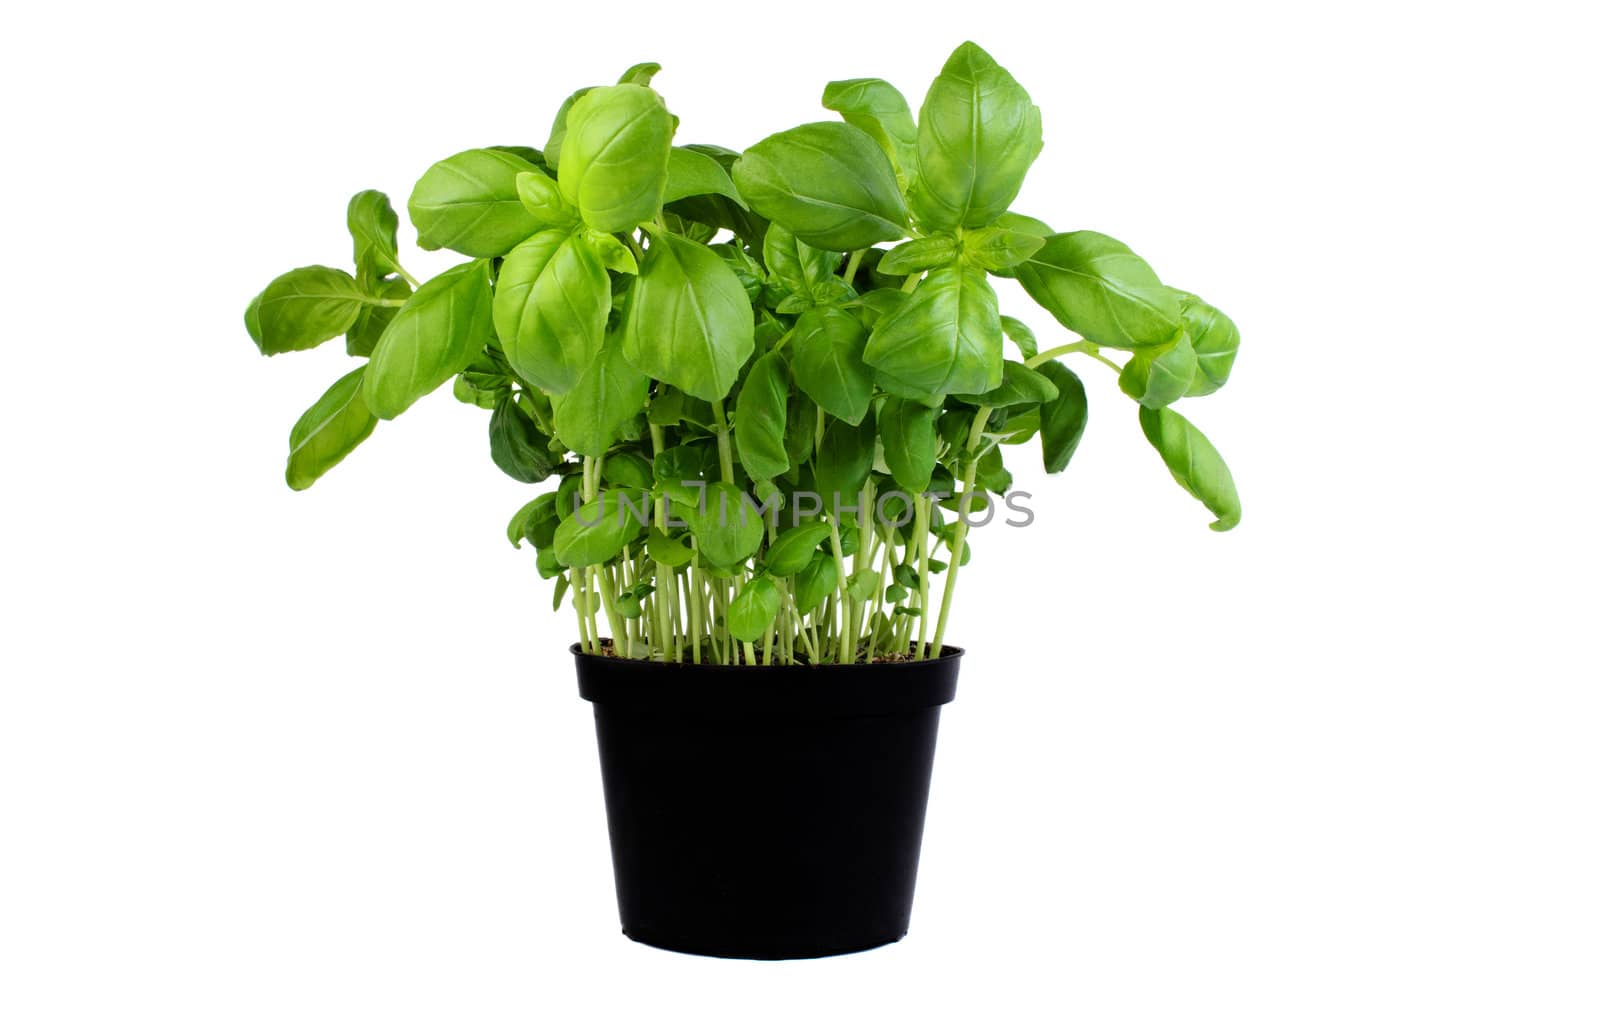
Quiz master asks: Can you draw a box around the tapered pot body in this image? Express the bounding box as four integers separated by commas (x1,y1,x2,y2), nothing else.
575,645,961,959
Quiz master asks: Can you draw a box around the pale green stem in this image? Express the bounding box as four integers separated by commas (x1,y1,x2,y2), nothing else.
930,406,993,655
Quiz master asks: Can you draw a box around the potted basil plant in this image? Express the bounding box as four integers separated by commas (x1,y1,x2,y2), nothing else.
246,41,1243,959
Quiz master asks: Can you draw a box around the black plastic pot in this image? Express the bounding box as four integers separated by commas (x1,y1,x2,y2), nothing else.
574,644,961,959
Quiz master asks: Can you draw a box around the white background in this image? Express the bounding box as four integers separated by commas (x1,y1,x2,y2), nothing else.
3,1,1596,1005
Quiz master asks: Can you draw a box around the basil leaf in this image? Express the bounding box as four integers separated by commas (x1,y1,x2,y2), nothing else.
544,86,596,167
646,528,694,567
662,146,747,208
815,412,876,517
762,222,842,301
514,171,578,230
1119,332,1197,409
766,521,831,576
285,366,378,491
507,492,558,549
553,490,647,567
878,395,938,494
685,482,765,568
820,77,918,188
733,351,790,481
727,575,781,642
493,231,610,394
846,570,879,604
490,397,560,483
552,332,650,458
877,235,960,276
960,226,1045,272
863,264,1003,401
1175,290,1240,396
347,190,403,284
1138,406,1241,531
784,387,818,469
794,552,839,614
246,266,366,356
1037,361,1088,473
1000,315,1038,359
909,42,1042,232
558,84,674,234
622,232,755,402
617,62,661,86
407,148,544,258
345,276,410,358
1013,231,1181,349
364,261,494,419
790,306,873,425
957,359,1061,408
732,122,909,251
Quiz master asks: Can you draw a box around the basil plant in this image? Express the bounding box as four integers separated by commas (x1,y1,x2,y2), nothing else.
246,42,1242,666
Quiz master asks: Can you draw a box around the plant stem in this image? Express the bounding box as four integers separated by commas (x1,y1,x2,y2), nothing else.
395,265,421,288
843,248,865,287
1026,341,1123,374
930,406,992,655
711,400,736,483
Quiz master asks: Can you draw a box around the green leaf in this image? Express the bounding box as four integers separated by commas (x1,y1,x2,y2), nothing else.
1000,315,1038,359
957,359,1061,408
1138,406,1241,531
960,226,1045,272
552,573,571,610
794,552,838,614
1176,290,1240,396
765,521,831,576
863,264,1003,401
878,395,938,493
514,171,578,230
364,261,494,420
285,366,378,491
544,86,596,167
508,492,558,548
553,490,648,567
617,62,661,86
557,84,674,234
876,235,959,276
646,528,694,567
732,121,909,251
1013,232,1181,349
490,397,560,483
789,306,873,424
762,222,842,301
1119,331,1197,409
784,387,818,469
345,276,410,358
246,266,366,356
846,570,880,604
604,451,654,489
815,412,876,516
347,190,403,283
662,146,747,208
685,481,765,568
733,351,790,481
552,331,650,458
820,77,918,188
407,148,544,258
622,232,755,402
1037,361,1088,473
728,575,781,641
493,232,609,394
909,42,1042,232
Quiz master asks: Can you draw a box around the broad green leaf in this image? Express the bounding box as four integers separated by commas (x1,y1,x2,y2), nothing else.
794,552,838,614
493,231,609,394
603,451,654,489
646,528,694,567
490,397,560,483
784,387,818,469
685,481,765,568
1013,231,1181,349
507,492,558,549
957,359,1061,408
1119,332,1197,409
662,146,747,208
732,121,909,251
583,231,638,274
364,261,493,419
765,521,831,576
727,575,780,641
877,235,959,276
733,351,790,480
878,396,938,493
909,42,1042,231
558,84,674,234
552,332,650,457
536,546,566,579
762,222,842,300
617,62,661,86
790,306,873,424
1037,361,1087,473
711,242,764,301
863,264,1003,401
1138,406,1241,531
1000,315,1038,359
247,266,366,355
552,573,570,611
544,86,596,166
960,226,1044,272
815,412,876,516
285,366,377,491
514,171,578,229
553,490,648,567
347,190,403,283
1176,290,1240,396
820,77,918,188
345,276,411,358
622,232,754,402
407,148,544,258
846,570,879,604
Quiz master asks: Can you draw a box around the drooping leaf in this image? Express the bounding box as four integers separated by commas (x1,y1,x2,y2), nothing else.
364,261,494,419
732,121,909,251
646,527,694,567
507,492,559,549
821,77,918,188
407,148,544,258
662,146,747,207
1037,361,1088,473
815,412,876,517
345,276,411,358
1138,406,1240,531
552,332,650,458
558,84,674,234
878,396,938,493
1175,290,1240,396
957,359,1061,408
493,231,610,395
1000,315,1038,359
553,490,648,567
347,190,403,283
1119,331,1197,409
490,397,560,483
794,552,839,614
622,232,754,402
863,264,1003,401
1013,231,1181,349
285,366,378,491
246,266,367,355
789,306,873,425
733,351,790,481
